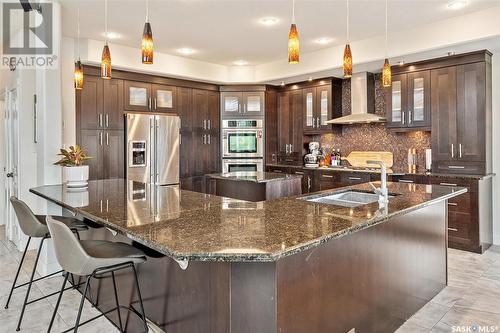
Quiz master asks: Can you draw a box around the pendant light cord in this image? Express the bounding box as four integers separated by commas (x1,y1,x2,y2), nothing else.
346,0,350,43
292,0,295,23
146,0,149,22
104,0,108,43
385,0,388,58
77,7,80,59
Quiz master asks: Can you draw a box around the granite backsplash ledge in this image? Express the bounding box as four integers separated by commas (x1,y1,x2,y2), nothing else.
311,73,431,170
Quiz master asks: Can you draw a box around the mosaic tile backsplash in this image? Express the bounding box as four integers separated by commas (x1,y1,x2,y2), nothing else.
315,74,431,170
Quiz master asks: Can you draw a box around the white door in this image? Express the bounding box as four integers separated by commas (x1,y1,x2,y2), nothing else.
4,88,20,245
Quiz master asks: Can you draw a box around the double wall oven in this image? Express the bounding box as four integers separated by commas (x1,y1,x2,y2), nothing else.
221,119,264,173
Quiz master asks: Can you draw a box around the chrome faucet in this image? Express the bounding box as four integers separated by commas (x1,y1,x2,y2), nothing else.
367,160,388,204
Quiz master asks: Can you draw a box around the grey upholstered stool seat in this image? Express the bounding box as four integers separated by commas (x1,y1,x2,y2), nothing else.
46,216,149,333
6,197,88,332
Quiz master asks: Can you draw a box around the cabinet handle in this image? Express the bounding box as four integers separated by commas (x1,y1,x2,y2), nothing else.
203,134,206,145
408,110,412,124
402,111,405,125
290,144,293,152
448,227,458,232
348,177,362,180
106,132,109,146
154,97,157,110
295,171,304,175
203,119,206,130
448,202,458,206
273,169,283,173
208,134,211,145
98,114,103,127
459,144,463,158
312,118,316,128
398,180,414,183
243,104,246,113
148,97,152,110
285,144,289,154
440,182,458,187
451,144,455,158
307,177,311,190
99,132,103,146
105,114,109,128
317,117,321,127
208,119,211,130
448,166,465,169
322,175,334,178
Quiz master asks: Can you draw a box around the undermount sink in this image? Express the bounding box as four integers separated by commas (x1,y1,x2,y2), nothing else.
300,190,394,208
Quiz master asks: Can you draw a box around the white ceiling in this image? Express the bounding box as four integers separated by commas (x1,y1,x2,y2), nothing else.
60,0,500,66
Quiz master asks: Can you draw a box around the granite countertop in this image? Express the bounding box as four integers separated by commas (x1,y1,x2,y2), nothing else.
31,179,466,263
267,163,495,180
205,172,302,183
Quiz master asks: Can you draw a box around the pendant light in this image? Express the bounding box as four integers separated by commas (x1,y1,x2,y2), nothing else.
288,0,300,64
382,0,392,88
74,7,83,90
101,0,111,79
343,0,352,78
141,0,153,64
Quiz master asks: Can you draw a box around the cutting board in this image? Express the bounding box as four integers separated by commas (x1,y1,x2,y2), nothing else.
342,151,393,168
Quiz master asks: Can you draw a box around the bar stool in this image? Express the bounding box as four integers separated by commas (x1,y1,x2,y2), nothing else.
6,197,89,331
46,215,149,333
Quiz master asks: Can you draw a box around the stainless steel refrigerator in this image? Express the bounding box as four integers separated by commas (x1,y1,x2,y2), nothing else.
126,113,180,185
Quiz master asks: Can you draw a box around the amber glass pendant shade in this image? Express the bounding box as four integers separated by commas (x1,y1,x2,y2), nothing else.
142,22,153,64
343,44,352,78
382,58,392,88
74,59,84,89
101,43,111,79
288,23,300,64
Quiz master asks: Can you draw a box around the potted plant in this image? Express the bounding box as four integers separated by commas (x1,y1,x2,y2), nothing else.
54,145,92,188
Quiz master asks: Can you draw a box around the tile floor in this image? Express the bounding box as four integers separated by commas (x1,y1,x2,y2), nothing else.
1,225,500,333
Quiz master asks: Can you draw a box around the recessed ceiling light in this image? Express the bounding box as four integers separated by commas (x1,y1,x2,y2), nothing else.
259,17,279,26
233,60,249,66
102,32,121,40
447,0,467,10
280,81,285,87
398,60,405,66
315,37,333,45
177,48,196,55
308,77,313,82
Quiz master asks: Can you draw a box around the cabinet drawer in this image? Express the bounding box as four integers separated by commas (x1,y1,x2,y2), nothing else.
267,166,290,174
447,192,470,213
433,161,485,175
318,172,340,191
339,173,371,185
428,176,477,193
448,212,473,243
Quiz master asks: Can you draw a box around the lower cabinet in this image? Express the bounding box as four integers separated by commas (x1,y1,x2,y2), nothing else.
79,129,125,180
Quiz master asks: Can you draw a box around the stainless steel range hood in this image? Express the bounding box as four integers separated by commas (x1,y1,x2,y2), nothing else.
327,72,386,125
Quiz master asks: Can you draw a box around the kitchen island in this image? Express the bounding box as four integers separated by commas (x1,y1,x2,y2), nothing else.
30,179,466,333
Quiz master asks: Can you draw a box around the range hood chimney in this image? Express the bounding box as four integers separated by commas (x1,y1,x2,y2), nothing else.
327,72,385,125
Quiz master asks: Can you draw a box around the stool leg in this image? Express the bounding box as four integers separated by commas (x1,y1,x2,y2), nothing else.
111,271,124,332
73,275,91,333
131,265,148,333
16,236,45,331
47,272,69,333
4,236,31,309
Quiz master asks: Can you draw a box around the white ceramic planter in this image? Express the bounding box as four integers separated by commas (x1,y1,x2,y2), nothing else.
63,165,89,188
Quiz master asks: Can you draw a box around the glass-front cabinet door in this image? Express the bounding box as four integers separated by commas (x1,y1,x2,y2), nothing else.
124,81,151,112
385,74,407,128
242,92,264,116
303,88,314,130
316,85,332,130
407,71,430,128
152,84,176,112
221,92,243,118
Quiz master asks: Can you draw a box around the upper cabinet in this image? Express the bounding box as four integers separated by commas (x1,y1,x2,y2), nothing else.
385,70,431,130
124,81,176,113
220,91,264,118
303,84,332,133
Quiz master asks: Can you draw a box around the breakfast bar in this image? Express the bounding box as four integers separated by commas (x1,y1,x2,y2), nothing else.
30,179,466,333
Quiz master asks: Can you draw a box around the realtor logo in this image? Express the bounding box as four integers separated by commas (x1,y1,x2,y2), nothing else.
2,1,56,69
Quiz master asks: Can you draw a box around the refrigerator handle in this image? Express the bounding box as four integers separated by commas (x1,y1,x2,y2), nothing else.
149,116,154,183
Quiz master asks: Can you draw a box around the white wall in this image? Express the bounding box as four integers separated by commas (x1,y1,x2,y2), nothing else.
61,37,76,148
491,53,500,245
0,99,5,226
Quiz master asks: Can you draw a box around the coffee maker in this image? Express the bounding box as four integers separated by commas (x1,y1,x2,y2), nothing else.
304,142,323,168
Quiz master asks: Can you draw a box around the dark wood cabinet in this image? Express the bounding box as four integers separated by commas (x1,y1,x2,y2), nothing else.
79,130,103,180
78,76,103,130
220,91,264,118
385,71,431,130
265,90,278,164
432,61,489,175
277,89,302,157
103,79,124,130
303,85,332,133
79,129,124,180
176,87,193,130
